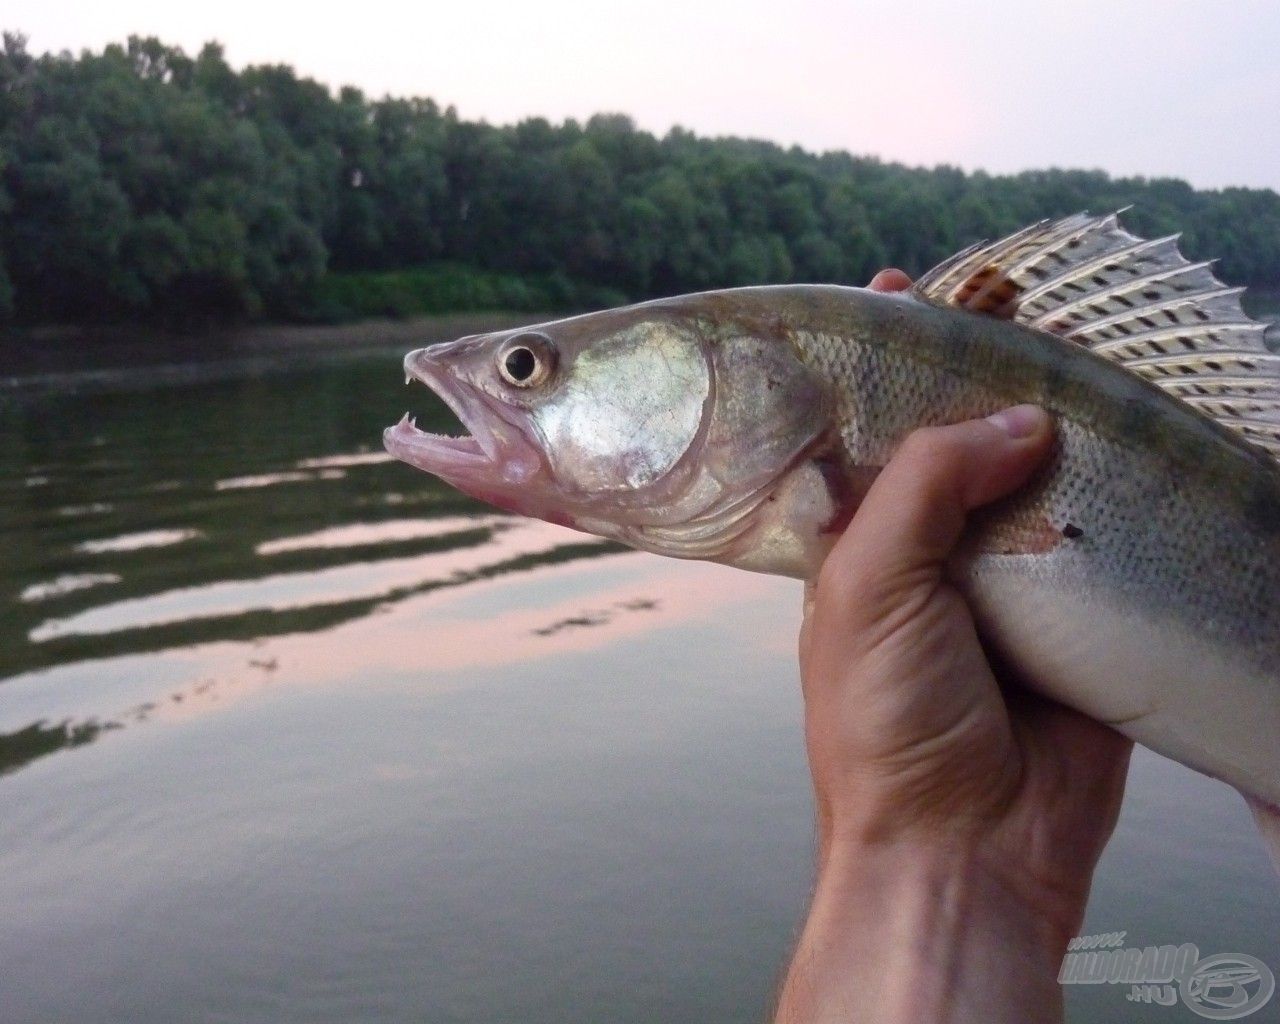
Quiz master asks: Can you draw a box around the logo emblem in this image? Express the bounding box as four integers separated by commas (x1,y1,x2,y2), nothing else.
1181,953,1275,1021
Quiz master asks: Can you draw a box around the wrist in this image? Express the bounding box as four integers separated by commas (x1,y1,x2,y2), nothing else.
776,838,1075,1024
820,827,1089,953
823,835,1076,961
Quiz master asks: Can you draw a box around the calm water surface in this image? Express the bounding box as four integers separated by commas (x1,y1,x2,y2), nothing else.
1,331,1278,1023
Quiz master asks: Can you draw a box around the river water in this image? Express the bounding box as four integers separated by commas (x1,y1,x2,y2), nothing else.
1,331,1278,1023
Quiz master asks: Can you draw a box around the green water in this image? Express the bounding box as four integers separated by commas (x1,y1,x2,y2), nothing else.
0,338,1277,1023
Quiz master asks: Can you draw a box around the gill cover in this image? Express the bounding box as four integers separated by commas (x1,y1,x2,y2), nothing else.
531,320,710,494
531,311,836,569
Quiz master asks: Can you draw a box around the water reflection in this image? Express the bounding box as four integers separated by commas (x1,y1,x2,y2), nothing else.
254,514,508,555
532,597,661,637
0,346,626,758
296,452,395,469
20,572,122,603
30,520,611,642
55,502,113,517
0,549,768,761
214,470,338,490
75,528,203,553
0,355,430,665
0,719,119,778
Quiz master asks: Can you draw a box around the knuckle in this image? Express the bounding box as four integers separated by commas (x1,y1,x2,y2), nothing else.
894,426,964,488
894,427,940,463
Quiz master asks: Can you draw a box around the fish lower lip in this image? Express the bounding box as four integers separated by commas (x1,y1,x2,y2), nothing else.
384,414,490,467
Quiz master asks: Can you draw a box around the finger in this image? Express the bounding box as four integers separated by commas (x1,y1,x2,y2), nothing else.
868,268,912,292
816,405,1054,624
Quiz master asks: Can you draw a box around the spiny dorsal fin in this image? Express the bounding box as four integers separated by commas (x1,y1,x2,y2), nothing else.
913,211,1279,462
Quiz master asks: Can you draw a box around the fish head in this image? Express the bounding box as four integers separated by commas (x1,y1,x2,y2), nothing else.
385,299,839,575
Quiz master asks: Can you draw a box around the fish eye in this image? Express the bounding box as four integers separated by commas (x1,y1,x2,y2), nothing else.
504,347,536,381
497,335,555,388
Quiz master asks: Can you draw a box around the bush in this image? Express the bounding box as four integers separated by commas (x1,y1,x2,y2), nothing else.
302,263,627,322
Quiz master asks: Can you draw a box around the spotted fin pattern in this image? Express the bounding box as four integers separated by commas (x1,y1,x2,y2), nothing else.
913,212,1280,458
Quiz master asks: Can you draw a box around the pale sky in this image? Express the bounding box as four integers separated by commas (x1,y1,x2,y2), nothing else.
8,0,1280,192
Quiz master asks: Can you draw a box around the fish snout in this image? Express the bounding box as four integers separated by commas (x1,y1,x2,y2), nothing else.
403,344,447,383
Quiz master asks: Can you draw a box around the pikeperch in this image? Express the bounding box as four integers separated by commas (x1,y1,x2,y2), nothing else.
384,213,1280,868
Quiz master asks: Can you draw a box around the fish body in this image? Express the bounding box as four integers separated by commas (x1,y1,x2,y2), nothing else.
385,214,1280,831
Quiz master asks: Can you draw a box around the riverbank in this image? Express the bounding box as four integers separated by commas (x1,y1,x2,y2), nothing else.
5,284,1277,397
0,312,558,396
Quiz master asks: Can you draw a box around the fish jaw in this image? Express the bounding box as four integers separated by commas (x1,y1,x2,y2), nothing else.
383,347,550,516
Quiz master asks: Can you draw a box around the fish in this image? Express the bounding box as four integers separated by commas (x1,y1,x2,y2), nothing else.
384,212,1280,869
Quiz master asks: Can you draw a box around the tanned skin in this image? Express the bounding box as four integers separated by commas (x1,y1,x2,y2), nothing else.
772,271,1132,1024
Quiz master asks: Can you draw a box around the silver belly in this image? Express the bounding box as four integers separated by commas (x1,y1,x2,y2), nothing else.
964,551,1280,806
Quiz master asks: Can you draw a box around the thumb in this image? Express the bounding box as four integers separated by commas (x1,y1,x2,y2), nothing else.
813,405,1054,629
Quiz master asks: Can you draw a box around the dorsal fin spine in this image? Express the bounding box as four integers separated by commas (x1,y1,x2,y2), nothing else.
1157,375,1278,393
1060,286,1247,338
1030,260,1219,330
1177,397,1280,416
965,219,1103,309
1122,351,1280,371
1014,234,1165,311
1089,322,1265,356
931,223,1047,301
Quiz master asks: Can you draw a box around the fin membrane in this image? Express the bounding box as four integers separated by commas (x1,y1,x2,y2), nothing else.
914,212,1280,461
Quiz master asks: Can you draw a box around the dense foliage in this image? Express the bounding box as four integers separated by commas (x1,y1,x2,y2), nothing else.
2,33,1279,324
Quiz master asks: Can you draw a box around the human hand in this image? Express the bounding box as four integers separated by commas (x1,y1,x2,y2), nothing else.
799,398,1132,895
775,272,1133,1024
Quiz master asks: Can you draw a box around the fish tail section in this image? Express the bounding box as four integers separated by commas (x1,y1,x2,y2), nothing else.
1245,793,1280,878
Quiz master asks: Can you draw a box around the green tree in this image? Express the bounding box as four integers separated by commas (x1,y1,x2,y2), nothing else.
2,34,1279,327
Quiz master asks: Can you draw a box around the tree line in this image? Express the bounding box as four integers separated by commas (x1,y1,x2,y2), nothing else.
2,33,1279,326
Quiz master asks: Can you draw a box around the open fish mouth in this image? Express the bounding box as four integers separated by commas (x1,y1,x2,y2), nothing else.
383,347,543,485
385,410,490,469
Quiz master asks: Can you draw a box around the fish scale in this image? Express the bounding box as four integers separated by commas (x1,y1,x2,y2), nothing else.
785,286,1280,650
